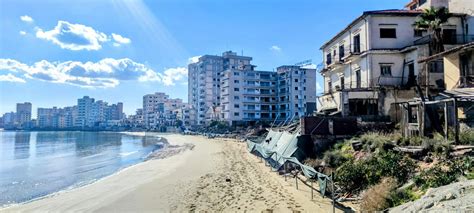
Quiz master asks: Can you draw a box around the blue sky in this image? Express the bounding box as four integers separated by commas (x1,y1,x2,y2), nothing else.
0,0,408,117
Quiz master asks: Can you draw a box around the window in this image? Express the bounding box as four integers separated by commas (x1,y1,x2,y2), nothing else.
326,53,332,65
295,87,298,90
295,79,298,82
414,29,425,37
380,28,397,38
380,65,392,76
234,80,239,83
353,34,361,53
340,77,345,90
234,112,239,116
234,104,240,108
234,88,240,91
234,72,239,76
355,69,361,88
339,45,345,60
429,60,444,73
419,0,427,5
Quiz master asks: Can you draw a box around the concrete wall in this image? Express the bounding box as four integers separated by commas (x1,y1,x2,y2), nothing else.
444,54,461,90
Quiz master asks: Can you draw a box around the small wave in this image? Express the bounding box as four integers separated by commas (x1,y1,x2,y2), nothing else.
119,151,138,157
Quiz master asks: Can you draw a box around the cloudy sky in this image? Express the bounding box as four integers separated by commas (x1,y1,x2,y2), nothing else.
0,0,407,117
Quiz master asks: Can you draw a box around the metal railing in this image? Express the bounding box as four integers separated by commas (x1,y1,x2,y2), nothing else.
414,34,474,46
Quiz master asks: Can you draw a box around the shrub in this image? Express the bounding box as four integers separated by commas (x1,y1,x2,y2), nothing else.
459,128,474,145
335,159,368,192
364,151,417,185
360,177,397,211
387,187,421,208
335,151,417,194
323,150,350,168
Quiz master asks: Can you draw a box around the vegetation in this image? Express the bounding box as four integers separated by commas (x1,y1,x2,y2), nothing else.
414,7,452,54
360,177,397,211
413,157,472,189
459,128,474,145
316,130,473,209
387,187,422,208
335,151,417,193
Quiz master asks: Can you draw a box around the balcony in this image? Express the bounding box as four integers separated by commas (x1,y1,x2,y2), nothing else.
376,76,407,87
414,34,474,46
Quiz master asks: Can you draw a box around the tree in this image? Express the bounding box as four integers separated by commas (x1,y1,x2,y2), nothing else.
414,7,452,55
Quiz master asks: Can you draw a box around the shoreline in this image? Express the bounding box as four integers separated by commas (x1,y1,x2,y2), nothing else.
0,133,190,211
2,135,341,212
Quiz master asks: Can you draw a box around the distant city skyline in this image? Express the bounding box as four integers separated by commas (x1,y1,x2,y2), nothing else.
0,0,408,116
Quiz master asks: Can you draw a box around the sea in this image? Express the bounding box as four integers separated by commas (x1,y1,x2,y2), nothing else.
0,130,165,207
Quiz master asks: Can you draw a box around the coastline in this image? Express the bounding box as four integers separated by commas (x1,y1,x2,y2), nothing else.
2,134,340,212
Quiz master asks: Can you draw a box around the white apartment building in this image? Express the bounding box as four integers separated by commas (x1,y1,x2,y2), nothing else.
75,96,124,128
143,92,189,129
16,102,32,127
188,51,253,125
221,69,277,125
277,66,317,120
190,51,318,126
317,8,471,119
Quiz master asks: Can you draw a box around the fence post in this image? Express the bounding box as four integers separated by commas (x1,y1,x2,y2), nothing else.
331,173,335,213
295,173,298,190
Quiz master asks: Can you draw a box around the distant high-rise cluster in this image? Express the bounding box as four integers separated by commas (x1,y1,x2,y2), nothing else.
0,97,124,130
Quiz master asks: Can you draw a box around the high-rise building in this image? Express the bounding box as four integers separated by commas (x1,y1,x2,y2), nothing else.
75,96,95,127
16,102,32,127
188,51,254,125
189,51,318,126
276,66,317,120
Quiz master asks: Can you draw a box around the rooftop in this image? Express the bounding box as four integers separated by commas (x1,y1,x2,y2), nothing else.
320,9,423,49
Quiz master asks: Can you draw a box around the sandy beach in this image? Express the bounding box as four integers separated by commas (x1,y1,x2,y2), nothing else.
2,134,340,212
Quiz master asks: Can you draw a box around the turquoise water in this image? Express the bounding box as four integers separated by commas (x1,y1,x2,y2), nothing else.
0,131,164,207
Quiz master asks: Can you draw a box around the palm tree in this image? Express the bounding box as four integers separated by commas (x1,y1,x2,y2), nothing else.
414,7,452,55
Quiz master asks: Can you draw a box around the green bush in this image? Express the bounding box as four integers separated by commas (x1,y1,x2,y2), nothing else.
460,129,474,145
335,159,368,192
387,188,421,208
323,150,350,168
335,151,417,194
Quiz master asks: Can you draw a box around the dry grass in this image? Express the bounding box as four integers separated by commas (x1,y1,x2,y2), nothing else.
360,177,397,212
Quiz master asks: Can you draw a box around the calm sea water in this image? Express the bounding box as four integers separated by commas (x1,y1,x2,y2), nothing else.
0,131,164,207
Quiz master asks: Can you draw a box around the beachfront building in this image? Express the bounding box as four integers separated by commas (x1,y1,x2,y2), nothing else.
188,51,253,125
189,51,318,126
1,112,16,128
16,102,32,128
143,92,189,129
37,106,77,129
276,66,318,121
317,8,471,120
399,42,474,140
220,68,278,126
74,96,124,128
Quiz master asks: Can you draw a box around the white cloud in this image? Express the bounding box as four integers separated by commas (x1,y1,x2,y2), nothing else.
111,33,131,47
20,15,34,23
0,73,26,83
19,31,27,36
160,67,187,86
35,21,110,51
0,58,181,88
188,56,201,64
270,45,282,52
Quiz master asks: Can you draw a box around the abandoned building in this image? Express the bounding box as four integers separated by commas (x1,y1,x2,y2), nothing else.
316,2,474,122
399,42,474,142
